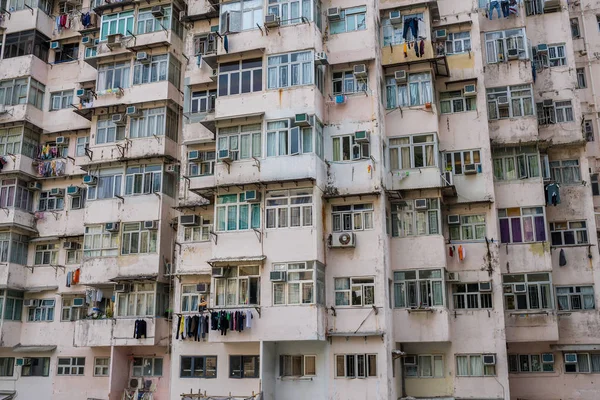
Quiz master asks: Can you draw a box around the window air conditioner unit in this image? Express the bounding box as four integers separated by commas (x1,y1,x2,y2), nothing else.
435,29,447,40
245,190,261,202
483,355,496,365
447,215,460,225
507,48,519,59
564,353,578,363
55,136,68,145
166,164,179,173
353,64,367,79
464,84,476,96
24,299,40,307
404,355,417,365
126,106,142,117
542,353,554,363
83,175,97,185
264,14,280,28
50,41,61,50
294,113,311,127
63,241,79,250
479,282,492,292
129,377,143,389
81,36,95,47
196,283,209,293
536,43,549,53
414,199,427,210
327,7,341,21
105,222,120,232
270,271,286,282
50,188,65,197
151,5,164,17
111,114,126,126
212,267,225,277
446,272,460,282
390,10,402,25
464,163,477,175
543,0,560,12
543,99,554,107
144,220,158,230
188,150,200,161
76,88,88,99
28,182,42,191
315,51,328,66
115,283,131,292
72,298,85,307
497,96,509,105
354,131,369,143
331,232,356,248
106,33,123,50
218,149,232,162
394,70,407,82
180,215,199,226
513,283,527,293
136,52,149,63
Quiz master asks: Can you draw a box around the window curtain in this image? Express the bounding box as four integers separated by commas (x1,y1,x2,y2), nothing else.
591,354,600,373
426,145,434,166
386,82,397,109
510,218,522,242
534,216,546,241
470,356,483,376
267,132,277,157
456,356,469,376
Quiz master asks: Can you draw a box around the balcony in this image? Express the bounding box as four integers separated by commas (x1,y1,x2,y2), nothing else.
208,305,326,343
0,104,45,129
484,59,534,88
0,55,47,82
36,208,85,238
0,153,38,178
327,307,385,337
74,317,170,347
384,105,439,136
393,308,451,342
493,178,545,208
125,30,182,53
176,241,212,275
82,134,179,167
3,8,54,38
326,160,381,197
0,262,28,289
80,253,162,284
505,310,559,342
488,116,539,144
0,208,36,232
89,80,182,110
389,166,443,191
84,194,167,224
498,242,551,274
390,235,446,269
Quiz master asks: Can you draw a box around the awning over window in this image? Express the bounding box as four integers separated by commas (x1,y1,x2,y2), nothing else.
12,344,57,353
24,285,59,293
0,391,16,400
207,255,266,267
550,344,600,351
200,111,265,134
29,236,60,243
109,274,158,282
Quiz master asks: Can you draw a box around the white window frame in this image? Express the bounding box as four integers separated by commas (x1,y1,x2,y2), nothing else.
385,72,432,109
449,215,486,241
502,272,552,311
133,55,168,85
121,222,157,255
193,34,217,56
61,297,86,321
498,207,547,244
492,147,540,181
381,13,423,46
332,134,370,162
217,58,263,96
137,6,172,35
214,265,260,307
577,67,587,88
445,32,471,55
50,90,73,110
334,277,375,307
117,283,156,317
38,191,64,212
272,262,315,306
124,164,162,195
76,136,89,157
393,269,445,308
217,124,262,161
329,6,367,34
66,249,82,264
27,299,55,322
267,0,313,25
389,134,437,170
267,51,314,89
96,62,131,91
191,90,217,114
280,355,317,377
183,217,212,242
87,170,123,201
332,203,374,232
456,354,496,377
334,354,377,378
94,357,110,376
404,354,444,378
215,193,261,232
485,28,528,64
556,285,595,311
444,149,481,175
439,90,476,114
181,284,209,313
266,120,312,157
564,353,600,373
100,10,134,41
188,151,215,177
95,117,126,145
129,107,167,138
509,354,555,373
391,198,440,237
332,71,366,95
548,44,566,67
34,243,58,265
265,189,313,229
132,357,163,377
550,221,588,246
487,85,534,120
452,283,493,309
219,0,262,33
57,357,85,376
550,159,580,184
83,224,119,257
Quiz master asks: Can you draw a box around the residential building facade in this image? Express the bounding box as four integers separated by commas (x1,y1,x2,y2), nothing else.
0,0,596,399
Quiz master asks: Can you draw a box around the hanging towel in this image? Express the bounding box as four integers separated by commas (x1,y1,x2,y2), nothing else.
223,35,229,53
559,249,567,267
66,272,71,287
403,42,408,57
246,310,252,328
73,268,80,284
448,247,454,257
458,245,466,261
